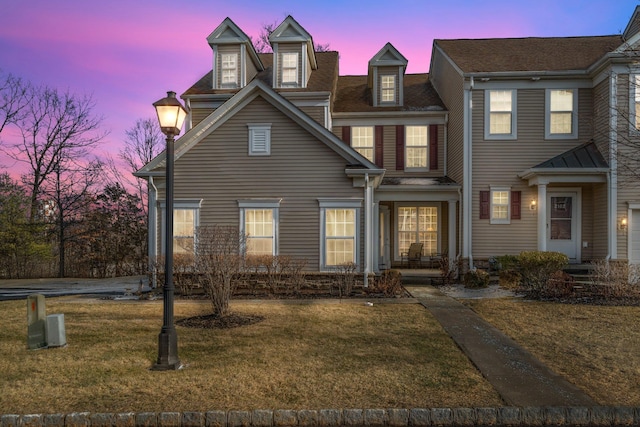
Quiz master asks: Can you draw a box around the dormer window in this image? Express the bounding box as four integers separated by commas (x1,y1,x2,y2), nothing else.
221,53,238,87
282,52,299,86
381,75,396,103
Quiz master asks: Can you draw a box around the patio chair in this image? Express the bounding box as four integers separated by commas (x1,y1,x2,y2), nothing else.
401,243,423,268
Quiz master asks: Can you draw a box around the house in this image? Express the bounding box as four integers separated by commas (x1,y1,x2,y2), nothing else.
135,10,640,276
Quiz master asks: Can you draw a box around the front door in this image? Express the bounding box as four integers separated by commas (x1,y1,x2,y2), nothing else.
547,192,578,260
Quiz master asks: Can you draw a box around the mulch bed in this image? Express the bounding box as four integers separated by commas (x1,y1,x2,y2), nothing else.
176,313,265,329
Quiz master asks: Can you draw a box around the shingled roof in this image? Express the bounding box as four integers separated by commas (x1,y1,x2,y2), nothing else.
333,73,446,113
182,51,339,97
435,35,622,74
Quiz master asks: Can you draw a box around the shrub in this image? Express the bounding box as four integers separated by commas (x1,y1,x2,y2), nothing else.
369,269,403,297
333,262,358,297
518,251,568,294
494,254,521,289
463,269,490,288
591,259,640,300
542,270,575,298
439,254,458,285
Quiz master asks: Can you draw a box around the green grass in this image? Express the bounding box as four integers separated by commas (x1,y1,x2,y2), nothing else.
0,298,501,414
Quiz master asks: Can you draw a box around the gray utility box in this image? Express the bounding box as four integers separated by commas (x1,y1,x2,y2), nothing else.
27,294,47,349
46,314,66,347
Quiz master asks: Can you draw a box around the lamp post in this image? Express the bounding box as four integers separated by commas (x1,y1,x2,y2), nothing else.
152,91,187,371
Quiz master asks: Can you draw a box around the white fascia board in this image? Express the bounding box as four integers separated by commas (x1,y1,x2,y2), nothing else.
519,168,609,185
374,188,460,202
332,112,447,125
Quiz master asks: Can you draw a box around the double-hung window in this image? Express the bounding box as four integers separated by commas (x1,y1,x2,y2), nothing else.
485,90,516,139
319,200,361,269
381,75,396,103
281,52,299,86
546,89,577,138
491,189,510,224
160,199,202,255
397,206,438,258
221,53,238,87
405,125,428,170
351,126,374,162
631,75,640,132
239,200,280,257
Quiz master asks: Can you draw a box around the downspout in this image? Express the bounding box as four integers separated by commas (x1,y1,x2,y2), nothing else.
444,112,449,176
364,173,372,287
463,76,474,270
608,71,618,260
148,176,158,288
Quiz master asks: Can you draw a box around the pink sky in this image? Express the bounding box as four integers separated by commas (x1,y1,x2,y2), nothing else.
0,0,637,177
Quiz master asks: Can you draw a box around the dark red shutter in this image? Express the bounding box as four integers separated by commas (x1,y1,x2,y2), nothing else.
511,191,522,220
395,125,404,170
342,126,351,145
375,125,384,167
429,125,438,170
480,191,490,219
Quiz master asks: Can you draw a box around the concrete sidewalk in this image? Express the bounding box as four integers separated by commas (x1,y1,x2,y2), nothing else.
405,285,595,407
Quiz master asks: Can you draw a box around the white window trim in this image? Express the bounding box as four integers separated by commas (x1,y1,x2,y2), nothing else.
629,74,640,135
318,199,362,271
220,53,238,88
238,199,281,256
393,203,441,261
281,52,299,87
545,89,578,139
404,125,429,172
484,90,517,140
490,187,511,225
380,74,396,104
351,126,374,163
248,123,271,156
159,199,203,255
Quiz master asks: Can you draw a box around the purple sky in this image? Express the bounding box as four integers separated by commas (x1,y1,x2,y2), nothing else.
1,0,638,176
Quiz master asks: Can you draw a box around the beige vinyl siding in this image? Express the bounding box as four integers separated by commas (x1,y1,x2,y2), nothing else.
190,108,211,128
156,96,364,270
592,78,610,162
429,47,465,184
298,106,325,126
471,88,595,258
245,49,259,84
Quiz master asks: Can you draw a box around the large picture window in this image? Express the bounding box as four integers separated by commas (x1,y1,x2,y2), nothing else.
397,206,438,258
485,90,516,139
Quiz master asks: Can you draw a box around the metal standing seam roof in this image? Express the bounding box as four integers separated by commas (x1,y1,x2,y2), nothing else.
532,141,609,169
435,35,623,73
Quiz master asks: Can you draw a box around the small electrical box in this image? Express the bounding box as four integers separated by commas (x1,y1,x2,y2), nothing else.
46,314,66,347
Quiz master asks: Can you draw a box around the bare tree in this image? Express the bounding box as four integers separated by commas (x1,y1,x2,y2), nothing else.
108,117,163,215
5,84,106,221
251,20,330,53
0,70,31,138
195,225,245,317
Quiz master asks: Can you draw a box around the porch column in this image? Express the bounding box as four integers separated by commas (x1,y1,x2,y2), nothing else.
372,202,380,273
537,183,547,251
363,175,374,286
448,199,457,265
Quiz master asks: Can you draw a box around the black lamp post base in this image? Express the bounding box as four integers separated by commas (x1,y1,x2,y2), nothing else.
151,330,181,371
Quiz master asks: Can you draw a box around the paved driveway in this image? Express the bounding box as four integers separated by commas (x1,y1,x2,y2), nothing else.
0,276,148,301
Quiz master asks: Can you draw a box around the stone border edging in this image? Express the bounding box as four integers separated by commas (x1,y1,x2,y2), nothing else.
2,407,640,427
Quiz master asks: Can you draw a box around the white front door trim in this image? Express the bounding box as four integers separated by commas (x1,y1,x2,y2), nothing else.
546,187,582,263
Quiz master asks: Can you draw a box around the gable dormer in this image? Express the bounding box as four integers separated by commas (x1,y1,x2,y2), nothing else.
368,43,408,107
268,16,318,89
207,18,264,90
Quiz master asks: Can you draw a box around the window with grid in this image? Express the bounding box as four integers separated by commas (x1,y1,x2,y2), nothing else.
491,190,510,224
486,90,515,138
281,52,298,85
381,75,396,103
405,125,428,170
397,206,438,257
325,208,356,266
548,89,576,136
245,209,274,256
173,209,195,254
633,75,640,131
351,126,374,162
221,53,238,87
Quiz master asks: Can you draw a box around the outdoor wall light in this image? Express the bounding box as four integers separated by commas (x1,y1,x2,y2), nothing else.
618,217,628,232
152,91,187,371
530,199,537,211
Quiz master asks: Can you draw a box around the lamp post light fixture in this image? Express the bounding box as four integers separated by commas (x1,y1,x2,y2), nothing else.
152,91,187,371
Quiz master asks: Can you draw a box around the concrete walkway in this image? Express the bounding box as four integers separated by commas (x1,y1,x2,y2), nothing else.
405,285,596,407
